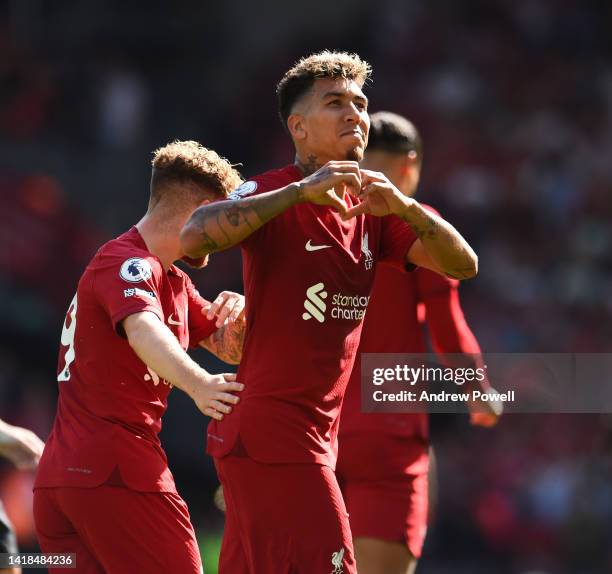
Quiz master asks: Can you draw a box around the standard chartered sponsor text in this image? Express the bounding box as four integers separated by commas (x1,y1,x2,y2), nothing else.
330,293,370,320
302,281,369,322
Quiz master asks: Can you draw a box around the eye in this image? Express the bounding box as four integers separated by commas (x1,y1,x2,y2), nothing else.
355,101,367,111
327,99,342,106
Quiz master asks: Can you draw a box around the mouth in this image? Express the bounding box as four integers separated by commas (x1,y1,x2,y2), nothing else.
340,129,364,143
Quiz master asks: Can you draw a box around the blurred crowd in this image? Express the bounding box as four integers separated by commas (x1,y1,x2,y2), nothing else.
1,0,611,572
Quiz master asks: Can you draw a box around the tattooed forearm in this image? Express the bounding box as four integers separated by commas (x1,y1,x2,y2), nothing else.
181,184,302,257
401,204,478,279
406,213,439,241
200,317,246,365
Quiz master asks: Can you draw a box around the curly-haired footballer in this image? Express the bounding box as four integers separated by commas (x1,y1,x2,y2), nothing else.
34,141,246,574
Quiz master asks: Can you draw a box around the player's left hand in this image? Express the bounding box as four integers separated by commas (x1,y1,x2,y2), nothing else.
342,170,415,219
204,291,245,328
0,423,45,470
468,389,503,428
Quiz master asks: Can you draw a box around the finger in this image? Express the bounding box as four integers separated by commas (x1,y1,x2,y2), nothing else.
341,201,369,220
204,407,224,420
228,303,244,324
210,400,232,414
324,161,361,172
360,169,387,184
207,292,230,320
333,172,361,194
215,299,238,327
218,381,245,392
215,391,240,405
220,373,237,382
324,192,348,216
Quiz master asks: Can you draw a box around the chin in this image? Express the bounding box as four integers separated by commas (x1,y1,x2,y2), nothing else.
181,255,209,269
344,146,364,162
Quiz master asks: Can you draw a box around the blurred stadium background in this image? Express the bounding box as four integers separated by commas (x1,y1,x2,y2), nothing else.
2,0,612,572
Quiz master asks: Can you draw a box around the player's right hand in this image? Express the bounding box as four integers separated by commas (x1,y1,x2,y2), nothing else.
0,423,45,470
192,373,244,421
296,161,362,216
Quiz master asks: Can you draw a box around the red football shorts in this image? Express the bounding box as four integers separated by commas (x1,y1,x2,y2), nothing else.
215,454,356,573
33,486,202,574
336,434,429,559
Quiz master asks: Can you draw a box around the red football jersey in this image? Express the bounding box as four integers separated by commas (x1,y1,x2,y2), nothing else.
207,165,417,467
35,227,217,492
339,206,482,474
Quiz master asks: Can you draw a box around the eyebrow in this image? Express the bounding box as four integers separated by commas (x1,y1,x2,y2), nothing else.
322,91,369,105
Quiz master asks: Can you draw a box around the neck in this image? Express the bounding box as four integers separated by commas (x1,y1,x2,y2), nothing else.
135,211,184,271
294,152,324,176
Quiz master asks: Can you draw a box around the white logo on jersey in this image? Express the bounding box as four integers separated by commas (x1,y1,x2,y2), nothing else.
124,287,156,299
120,258,153,283
167,313,182,326
331,548,345,573
302,283,370,323
58,293,78,382
362,232,373,270
305,239,332,252
144,366,172,388
228,181,257,200
302,282,327,323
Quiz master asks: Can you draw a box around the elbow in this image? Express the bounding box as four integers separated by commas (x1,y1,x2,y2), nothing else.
180,223,206,258
446,252,478,280
466,253,478,279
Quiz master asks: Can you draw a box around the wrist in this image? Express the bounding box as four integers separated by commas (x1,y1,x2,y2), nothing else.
289,182,306,205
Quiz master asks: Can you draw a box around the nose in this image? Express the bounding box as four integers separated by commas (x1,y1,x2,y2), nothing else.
344,102,361,123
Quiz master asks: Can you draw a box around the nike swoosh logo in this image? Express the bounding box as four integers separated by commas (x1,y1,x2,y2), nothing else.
305,240,332,252
168,314,182,326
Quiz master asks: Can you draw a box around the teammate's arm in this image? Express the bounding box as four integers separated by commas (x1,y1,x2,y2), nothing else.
423,283,501,426
343,170,478,280
123,311,243,420
199,291,246,365
0,419,44,470
180,161,362,257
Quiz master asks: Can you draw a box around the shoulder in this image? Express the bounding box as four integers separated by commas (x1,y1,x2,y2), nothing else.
228,165,301,198
418,202,440,216
90,233,162,283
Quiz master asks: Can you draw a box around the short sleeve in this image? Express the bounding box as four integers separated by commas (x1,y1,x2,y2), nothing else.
92,253,164,333
378,215,418,269
226,179,269,252
185,279,218,347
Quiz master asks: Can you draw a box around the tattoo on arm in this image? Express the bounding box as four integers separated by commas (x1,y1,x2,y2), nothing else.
200,317,246,365
183,185,301,256
404,213,439,241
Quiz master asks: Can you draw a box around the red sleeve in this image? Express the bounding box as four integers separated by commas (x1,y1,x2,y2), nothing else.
92,254,164,333
185,279,218,347
226,177,277,252
378,215,418,269
417,271,481,355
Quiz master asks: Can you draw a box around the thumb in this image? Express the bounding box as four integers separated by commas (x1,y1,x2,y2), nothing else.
341,201,369,220
325,191,348,217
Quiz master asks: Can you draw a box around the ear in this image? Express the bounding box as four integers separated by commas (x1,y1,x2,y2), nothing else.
402,151,419,174
287,113,307,141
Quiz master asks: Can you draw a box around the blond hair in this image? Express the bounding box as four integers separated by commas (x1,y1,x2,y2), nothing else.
276,51,372,125
150,140,242,204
